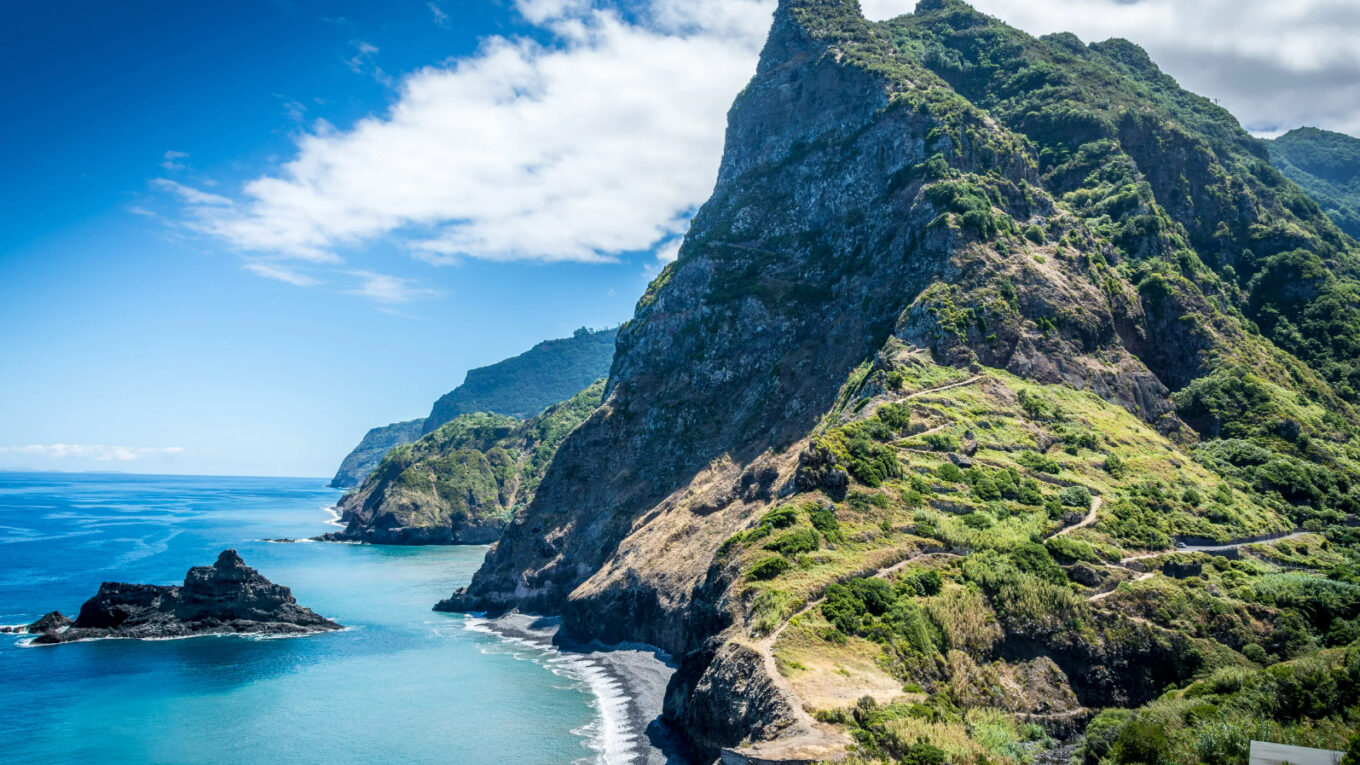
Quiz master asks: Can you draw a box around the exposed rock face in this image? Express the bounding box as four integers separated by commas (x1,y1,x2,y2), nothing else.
664,642,801,754
422,327,617,434
438,0,1360,757
27,550,340,644
323,383,603,545
330,418,426,489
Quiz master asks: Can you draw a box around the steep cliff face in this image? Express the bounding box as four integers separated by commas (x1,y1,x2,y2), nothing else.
422,327,617,434
329,419,425,489
1268,126,1360,240
329,327,616,489
441,0,1360,760
327,383,603,545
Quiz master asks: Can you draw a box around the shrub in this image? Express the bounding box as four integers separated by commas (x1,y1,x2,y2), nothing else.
749,556,792,580
1060,485,1092,508
846,436,901,487
1103,453,1127,477
899,569,943,597
809,503,843,541
962,512,994,530
760,505,799,529
923,433,959,452
937,463,965,483
1045,536,1100,563
1012,542,1067,585
766,528,820,556
1018,389,1052,419
1016,450,1061,473
877,403,912,433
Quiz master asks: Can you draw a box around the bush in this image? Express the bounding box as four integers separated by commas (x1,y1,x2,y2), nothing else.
937,463,965,483
962,512,994,530
1017,450,1061,473
877,402,912,433
1013,542,1067,585
1046,536,1101,563
809,503,842,541
923,433,959,452
749,556,792,580
766,528,820,556
759,505,799,529
1103,453,1127,477
1111,715,1173,764
845,436,901,487
1060,485,1092,508
899,569,943,597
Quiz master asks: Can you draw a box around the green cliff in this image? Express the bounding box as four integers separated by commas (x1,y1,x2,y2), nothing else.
1268,126,1360,241
422,326,617,434
329,326,616,488
326,382,603,545
437,1,1360,762
328,419,426,489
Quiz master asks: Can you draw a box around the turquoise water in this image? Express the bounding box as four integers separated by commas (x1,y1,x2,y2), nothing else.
0,472,605,764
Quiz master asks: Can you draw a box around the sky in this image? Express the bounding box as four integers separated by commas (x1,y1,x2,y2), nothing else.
1,0,1357,478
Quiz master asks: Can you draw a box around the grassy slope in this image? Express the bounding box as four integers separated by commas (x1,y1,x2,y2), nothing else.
710,5,1360,757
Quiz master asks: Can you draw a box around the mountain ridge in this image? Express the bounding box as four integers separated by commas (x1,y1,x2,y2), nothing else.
328,327,617,488
441,0,1360,761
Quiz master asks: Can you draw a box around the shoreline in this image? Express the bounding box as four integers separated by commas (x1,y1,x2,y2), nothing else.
10,625,350,648
464,613,687,765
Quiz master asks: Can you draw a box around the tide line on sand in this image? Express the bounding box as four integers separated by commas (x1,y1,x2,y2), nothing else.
461,613,681,765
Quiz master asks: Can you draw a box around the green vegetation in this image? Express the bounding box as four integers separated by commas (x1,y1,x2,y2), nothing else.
335,382,604,541
424,327,616,431
1268,127,1360,240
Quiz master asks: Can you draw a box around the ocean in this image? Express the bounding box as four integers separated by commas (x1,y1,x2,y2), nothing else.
0,472,627,764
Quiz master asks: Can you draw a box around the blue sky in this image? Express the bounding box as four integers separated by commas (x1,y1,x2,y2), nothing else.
2,0,1356,478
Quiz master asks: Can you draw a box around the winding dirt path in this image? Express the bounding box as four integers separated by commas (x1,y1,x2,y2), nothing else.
904,375,984,400
734,550,960,762
1119,530,1312,565
1052,496,1101,539
1087,571,1155,602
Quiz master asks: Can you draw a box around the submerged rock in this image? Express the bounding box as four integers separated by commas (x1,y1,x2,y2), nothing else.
28,550,341,644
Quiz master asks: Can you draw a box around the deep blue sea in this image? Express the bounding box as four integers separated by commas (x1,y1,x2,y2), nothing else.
0,472,608,764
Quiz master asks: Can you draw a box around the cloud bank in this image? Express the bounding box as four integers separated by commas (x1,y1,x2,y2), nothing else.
0,444,186,462
170,0,774,279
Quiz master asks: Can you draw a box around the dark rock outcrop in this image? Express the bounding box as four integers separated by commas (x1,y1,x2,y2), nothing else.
27,550,341,644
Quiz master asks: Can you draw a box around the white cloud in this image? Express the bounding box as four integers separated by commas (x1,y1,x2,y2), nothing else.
345,270,441,303
428,2,449,27
861,0,1360,136
654,238,682,265
244,261,320,286
0,444,186,462
161,150,189,172
166,0,774,270
153,178,232,207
